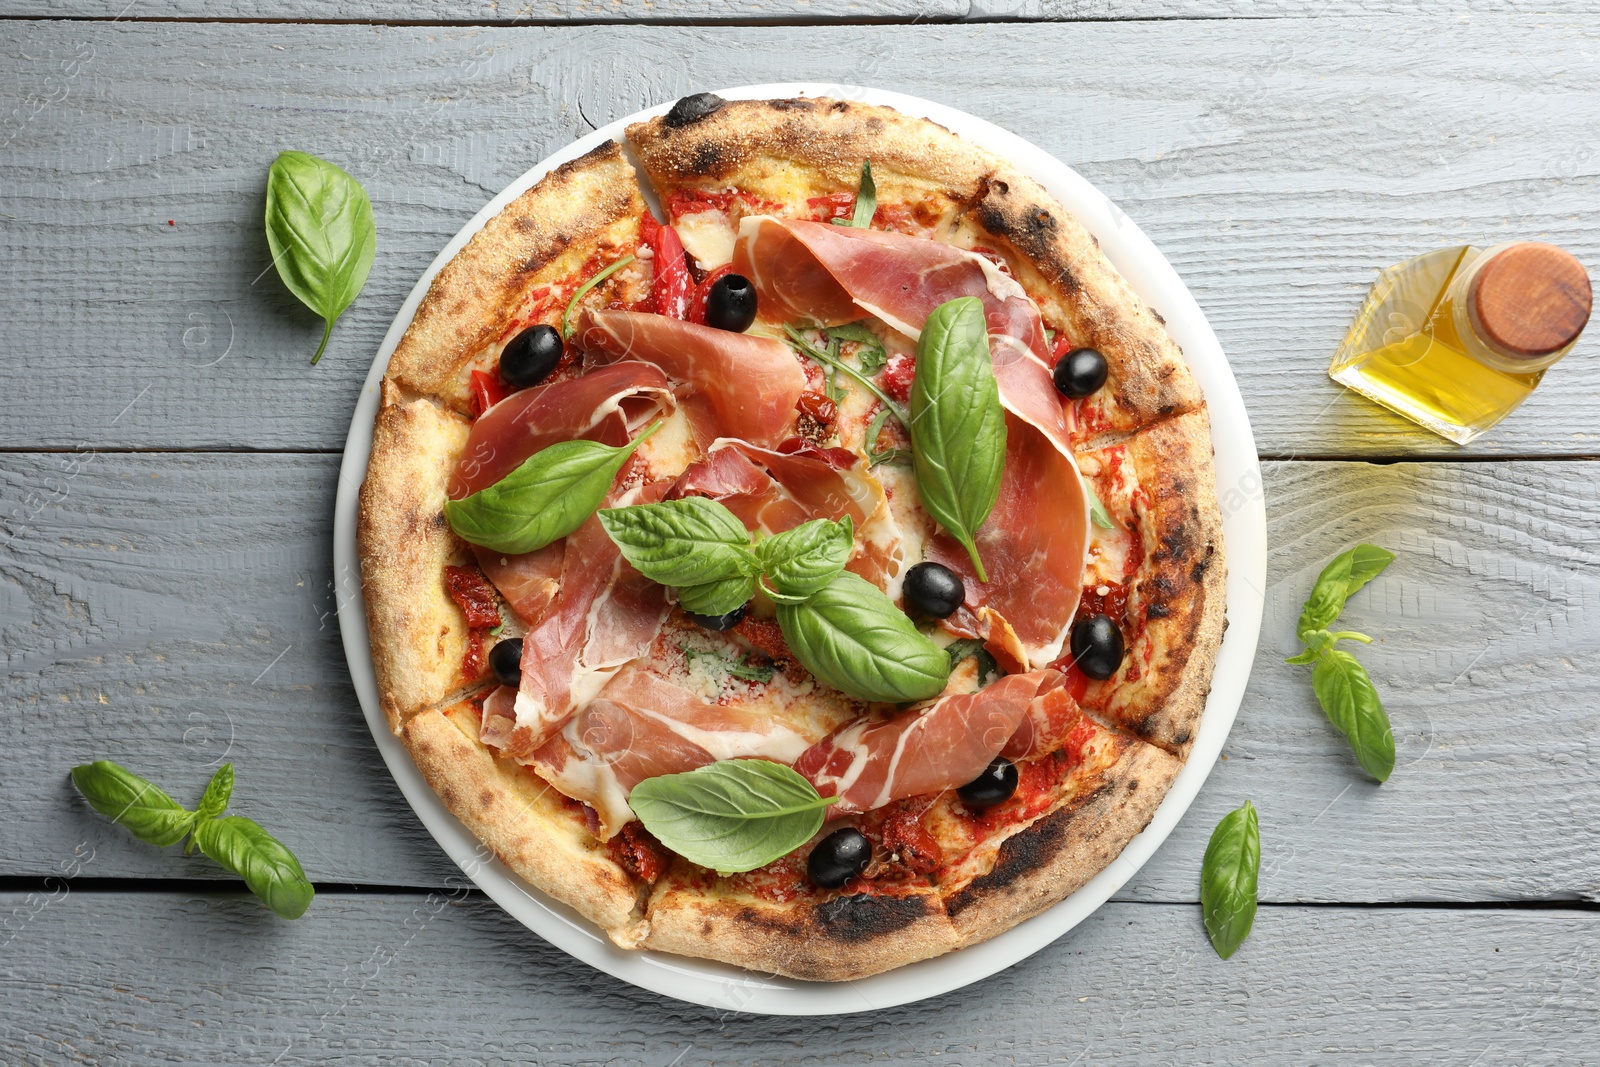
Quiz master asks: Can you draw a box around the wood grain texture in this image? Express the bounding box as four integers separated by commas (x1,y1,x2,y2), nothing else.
1,18,1597,455
2,892,1595,1063
5,453,1596,903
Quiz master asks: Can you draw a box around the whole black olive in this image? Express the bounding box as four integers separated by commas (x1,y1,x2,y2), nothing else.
664,92,726,129
488,637,524,688
704,274,758,333
499,324,563,389
902,561,965,620
958,756,1018,810
1070,613,1125,680
807,827,872,889
685,602,748,632
1052,346,1108,399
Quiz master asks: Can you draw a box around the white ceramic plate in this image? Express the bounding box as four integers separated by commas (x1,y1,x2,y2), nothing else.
334,84,1266,1016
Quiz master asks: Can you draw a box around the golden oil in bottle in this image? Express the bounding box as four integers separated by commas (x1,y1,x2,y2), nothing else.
1329,242,1592,444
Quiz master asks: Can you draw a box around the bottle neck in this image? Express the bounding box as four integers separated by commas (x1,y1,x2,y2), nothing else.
1446,242,1583,374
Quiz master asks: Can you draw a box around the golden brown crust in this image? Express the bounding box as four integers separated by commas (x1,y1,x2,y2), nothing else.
403,702,642,932
1082,409,1227,753
386,140,646,415
357,380,488,733
943,740,1181,944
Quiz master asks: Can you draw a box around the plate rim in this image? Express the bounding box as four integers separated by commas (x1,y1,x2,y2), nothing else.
332,82,1267,1017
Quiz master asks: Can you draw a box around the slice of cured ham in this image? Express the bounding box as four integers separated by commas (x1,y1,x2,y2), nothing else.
578,309,806,448
473,542,564,625
449,361,673,499
794,669,1062,813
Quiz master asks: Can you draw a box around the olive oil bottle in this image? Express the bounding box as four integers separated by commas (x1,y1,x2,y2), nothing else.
1329,242,1592,444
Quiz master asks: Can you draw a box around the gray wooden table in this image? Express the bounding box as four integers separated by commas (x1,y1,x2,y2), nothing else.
3,3,1598,1063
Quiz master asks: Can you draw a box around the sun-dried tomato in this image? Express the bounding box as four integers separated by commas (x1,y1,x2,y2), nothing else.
444,565,501,628
796,390,837,424
608,821,669,884
880,809,942,876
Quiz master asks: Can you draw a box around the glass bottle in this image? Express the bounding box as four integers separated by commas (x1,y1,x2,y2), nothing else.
1328,242,1592,444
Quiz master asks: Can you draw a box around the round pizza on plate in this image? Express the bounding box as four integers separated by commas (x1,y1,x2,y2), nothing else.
357,93,1226,982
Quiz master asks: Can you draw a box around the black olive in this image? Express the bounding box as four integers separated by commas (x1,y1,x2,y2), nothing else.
902,561,965,620
704,274,758,333
807,827,872,889
499,324,563,389
488,637,524,688
1070,613,1125,680
957,756,1018,810
664,92,726,128
685,602,748,632
1052,346,1108,399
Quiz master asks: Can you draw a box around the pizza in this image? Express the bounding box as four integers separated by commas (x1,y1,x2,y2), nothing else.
358,94,1226,981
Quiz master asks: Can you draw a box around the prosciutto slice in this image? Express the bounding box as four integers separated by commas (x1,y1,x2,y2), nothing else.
449,361,673,498
1000,671,1091,761
794,670,1062,813
579,309,807,448
735,217,1091,665
473,542,564,624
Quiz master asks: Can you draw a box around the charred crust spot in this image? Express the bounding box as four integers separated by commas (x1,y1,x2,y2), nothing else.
1150,308,1167,325
829,99,850,113
813,893,930,942
1147,603,1171,619
1190,548,1215,583
768,97,813,112
664,93,726,128
700,920,713,937
946,795,1102,915
1172,730,1192,746
429,511,447,530
689,142,724,177
478,789,495,810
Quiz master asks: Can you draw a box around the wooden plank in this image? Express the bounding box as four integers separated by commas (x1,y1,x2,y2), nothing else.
4,452,1597,901
1,892,1594,1062
1,19,1597,455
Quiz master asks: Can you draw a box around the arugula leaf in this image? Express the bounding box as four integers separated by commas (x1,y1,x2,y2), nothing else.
683,647,774,685
1085,486,1116,530
629,761,836,874
263,151,376,364
1311,649,1395,782
776,572,950,703
908,297,1007,582
864,408,912,468
599,497,759,589
1200,800,1260,959
785,324,909,428
834,159,875,229
445,422,659,554
757,516,853,601
192,815,315,920
827,321,888,374
70,761,195,848
561,253,636,340
1296,543,1395,640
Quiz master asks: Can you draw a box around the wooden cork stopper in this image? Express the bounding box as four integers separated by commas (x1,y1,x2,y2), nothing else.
1469,242,1592,359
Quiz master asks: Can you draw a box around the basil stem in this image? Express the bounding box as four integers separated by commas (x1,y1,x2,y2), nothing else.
775,571,950,703
561,253,637,340
1200,800,1259,959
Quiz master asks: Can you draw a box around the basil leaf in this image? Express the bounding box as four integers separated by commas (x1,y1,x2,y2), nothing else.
263,151,376,364
629,760,836,874
70,760,195,848
193,815,315,920
776,572,950,703
683,647,774,685
909,297,1007,582
757,516,853,601
1311,649,1395,783
598,497,757,589
194,763,234,823
1201,799,1259,960
839,159,875,229
445,422,658,554
1296,543,1394,639
677,575,755,617
946,637,1001,683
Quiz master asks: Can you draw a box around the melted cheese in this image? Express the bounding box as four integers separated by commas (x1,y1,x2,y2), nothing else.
674,209,737,270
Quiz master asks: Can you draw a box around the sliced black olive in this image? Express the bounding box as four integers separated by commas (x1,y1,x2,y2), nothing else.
1052,346,1108,399
807,827,872,889
499,324,563,389
488,637,524,688
958,756,1018,810
664,92,726,128
685,602,748,632
1070,613,1125,680
902,561,965,620
704,273,758,333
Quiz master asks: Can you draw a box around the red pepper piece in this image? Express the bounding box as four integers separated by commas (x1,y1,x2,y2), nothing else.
650,223,693,319
468,369,510,420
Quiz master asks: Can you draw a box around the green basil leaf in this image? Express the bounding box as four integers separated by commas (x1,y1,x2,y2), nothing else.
683,647,774,685
629,760,836,874
1342,543,1397,598
776,572,950,703
445,422,659,554
1296,543,1395,639
193,815,315,920
70,761,196,848
841,160,875,229
757,516,853,601
1311,649,1395,783
194,763,234,823
677,575,755,617
598,497,757,588
909,297,1007,582
1201,799,1260,960
946,637,1001,683
263,151,376,364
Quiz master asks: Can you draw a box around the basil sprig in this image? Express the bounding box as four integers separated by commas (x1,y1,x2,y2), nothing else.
1285,544,1397,782
1200,799,1259,959
263,151,376,364
446,422,659,554
909,297,1007,582
775,571,951,703
832,159,876,229
757,516,855,603
70,760,314,919
629,760,836,874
